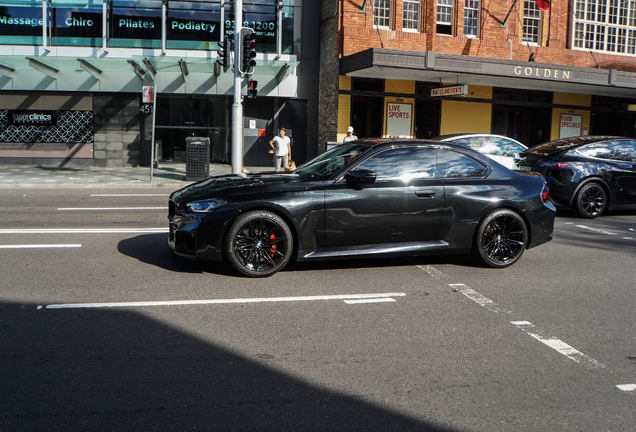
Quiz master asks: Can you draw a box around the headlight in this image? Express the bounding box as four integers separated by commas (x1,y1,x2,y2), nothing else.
186,198,227,213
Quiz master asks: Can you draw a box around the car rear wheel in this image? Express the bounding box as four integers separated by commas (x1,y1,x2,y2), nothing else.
474,209,527,268
225,210,293,277
574,182,606,219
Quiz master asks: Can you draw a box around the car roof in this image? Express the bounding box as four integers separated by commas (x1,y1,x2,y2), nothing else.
523,135,631,155
431,133,525,146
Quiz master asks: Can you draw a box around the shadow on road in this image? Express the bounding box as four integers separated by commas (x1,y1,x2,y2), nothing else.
1,301,458,431
117,233,480,277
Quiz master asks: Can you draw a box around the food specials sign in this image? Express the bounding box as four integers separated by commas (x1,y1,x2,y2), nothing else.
386,103,412,138
559,114,582,139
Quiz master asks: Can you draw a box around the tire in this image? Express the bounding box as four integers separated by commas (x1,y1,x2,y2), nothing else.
225,210,293,277
473,209,528,268
574,182,607,219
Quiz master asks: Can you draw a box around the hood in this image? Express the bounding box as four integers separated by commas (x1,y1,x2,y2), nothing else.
170,172,314,204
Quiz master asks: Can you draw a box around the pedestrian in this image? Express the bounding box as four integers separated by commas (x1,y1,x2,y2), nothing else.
269,127,291,172
343,126,358,142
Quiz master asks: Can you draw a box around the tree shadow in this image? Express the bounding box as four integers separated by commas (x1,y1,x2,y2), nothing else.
0,301,458,431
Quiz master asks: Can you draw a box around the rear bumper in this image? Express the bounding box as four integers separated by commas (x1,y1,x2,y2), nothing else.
527,201,556,249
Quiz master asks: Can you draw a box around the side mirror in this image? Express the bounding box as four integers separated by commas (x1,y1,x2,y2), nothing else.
345,169,377,185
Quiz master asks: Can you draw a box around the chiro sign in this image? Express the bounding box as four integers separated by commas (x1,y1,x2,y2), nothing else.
431,85,468,97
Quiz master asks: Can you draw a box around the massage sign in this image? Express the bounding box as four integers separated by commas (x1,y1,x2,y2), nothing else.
385,103,412,138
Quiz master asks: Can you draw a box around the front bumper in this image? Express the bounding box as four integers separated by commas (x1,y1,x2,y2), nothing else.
168,204,240,262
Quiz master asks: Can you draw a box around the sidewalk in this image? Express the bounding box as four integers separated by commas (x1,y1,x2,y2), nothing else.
0,163,275,188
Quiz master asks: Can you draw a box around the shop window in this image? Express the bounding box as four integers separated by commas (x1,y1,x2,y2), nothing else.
436,0,453,35
373,0,392,29
109,0,162,48
167,1,219,50
402,0,420,32
463,0,480,38
351,78,385,92
523,0,542,44
51,0,103,47
572,0,636,55
0,0,45,45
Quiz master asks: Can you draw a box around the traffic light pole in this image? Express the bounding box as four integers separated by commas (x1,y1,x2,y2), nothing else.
231,0,243,174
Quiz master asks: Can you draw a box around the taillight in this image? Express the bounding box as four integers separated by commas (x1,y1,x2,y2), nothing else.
540,162,568,169
542,186,550,202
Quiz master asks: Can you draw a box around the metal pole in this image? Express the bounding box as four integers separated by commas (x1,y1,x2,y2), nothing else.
150,85,157,181
231,0,243,174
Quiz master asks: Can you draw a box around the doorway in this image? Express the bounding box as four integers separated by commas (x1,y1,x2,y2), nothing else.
351,96,384,139
491,105,552,147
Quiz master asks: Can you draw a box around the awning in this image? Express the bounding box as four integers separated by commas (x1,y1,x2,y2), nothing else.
339,48,636,99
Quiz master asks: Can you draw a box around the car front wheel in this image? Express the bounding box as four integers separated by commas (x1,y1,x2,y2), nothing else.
225,210,293,277
574,182,606,218
474,209,527,268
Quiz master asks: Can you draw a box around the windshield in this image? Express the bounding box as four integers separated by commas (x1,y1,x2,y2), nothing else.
294,142,374,179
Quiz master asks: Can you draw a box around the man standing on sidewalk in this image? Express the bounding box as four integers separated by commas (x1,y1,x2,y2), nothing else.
269,127,291,172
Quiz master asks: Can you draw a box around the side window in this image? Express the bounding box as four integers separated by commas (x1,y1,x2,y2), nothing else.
489,137,526,157
436,149,488,178
355,147,436,181
577,141,636,161
449,137,483,151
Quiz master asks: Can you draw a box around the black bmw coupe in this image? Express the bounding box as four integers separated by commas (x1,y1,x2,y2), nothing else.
169,139,555,277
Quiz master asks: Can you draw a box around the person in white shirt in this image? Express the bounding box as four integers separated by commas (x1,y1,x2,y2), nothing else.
269,127,291,172
343,126,358,142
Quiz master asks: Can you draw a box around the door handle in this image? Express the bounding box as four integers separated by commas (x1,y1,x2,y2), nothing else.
415,190,435,198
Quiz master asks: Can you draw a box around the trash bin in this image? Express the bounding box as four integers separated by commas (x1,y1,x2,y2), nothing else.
185,137,210,181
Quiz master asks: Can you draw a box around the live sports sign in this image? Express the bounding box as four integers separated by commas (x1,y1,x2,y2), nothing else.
431,85,468,97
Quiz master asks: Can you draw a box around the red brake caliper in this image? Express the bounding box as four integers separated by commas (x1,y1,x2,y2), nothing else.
269,233,277,258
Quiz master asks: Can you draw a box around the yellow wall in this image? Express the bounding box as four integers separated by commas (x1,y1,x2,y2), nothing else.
553,92,591,107
551,93,591,140
385,79,415,94
440,100,492,134
337,94,352,142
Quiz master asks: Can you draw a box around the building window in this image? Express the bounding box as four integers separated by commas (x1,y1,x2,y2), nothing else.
463,0,480,37
573,0,636,55
436,0,453,35
403,0,420,31
373,0,392,28
523,0,541,44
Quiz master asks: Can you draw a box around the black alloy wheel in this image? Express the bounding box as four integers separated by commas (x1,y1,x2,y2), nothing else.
574,182,607,219
225,210,293,277
474,209,527,268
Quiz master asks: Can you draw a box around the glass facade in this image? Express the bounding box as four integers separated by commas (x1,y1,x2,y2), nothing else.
0,0,297,53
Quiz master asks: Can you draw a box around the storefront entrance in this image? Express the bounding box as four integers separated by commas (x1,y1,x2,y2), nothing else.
154,96,229,163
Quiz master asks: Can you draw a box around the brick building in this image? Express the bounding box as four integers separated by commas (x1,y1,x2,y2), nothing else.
319,0,636,151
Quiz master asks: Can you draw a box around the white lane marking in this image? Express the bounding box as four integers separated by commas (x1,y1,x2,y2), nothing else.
0,244,81,249
0,228,168,234
90,194,170,197
417,265,448,278
511,321,605,370
623,237,634,240
42,292,407,310
344,298,396,304
58,207,166,211
575,225,617,236
616,384,636,392
449,283,512,314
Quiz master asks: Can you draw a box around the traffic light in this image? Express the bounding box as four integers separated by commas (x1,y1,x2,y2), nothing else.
247,80,258,98
216,35,229,70
239,27,257,74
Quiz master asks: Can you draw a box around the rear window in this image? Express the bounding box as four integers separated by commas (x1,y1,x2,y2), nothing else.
525,137,588,155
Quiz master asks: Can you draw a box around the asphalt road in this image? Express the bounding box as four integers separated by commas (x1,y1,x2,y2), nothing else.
0,187,634,431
